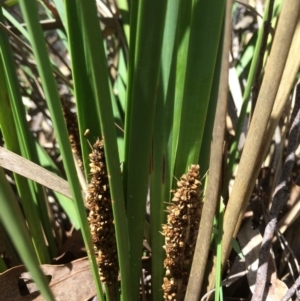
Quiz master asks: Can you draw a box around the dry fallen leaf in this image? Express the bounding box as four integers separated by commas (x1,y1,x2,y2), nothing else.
267,278,289,301
237,218,265,292
0,257,96,301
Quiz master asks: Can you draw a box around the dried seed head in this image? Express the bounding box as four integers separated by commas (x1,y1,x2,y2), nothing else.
162,164,203,301
61,96,83,169
86,139,119,284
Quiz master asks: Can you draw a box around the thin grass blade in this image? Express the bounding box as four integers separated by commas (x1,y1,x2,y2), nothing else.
0,168,55,301
0,12,52,262
150,1,180,300
123,1,168,299
173,0,225,177
75,0,131,300
17,0,103,299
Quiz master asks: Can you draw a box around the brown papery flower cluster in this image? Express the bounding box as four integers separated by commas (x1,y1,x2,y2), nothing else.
162,164,203,301
61,97,83,169
86,139,119,284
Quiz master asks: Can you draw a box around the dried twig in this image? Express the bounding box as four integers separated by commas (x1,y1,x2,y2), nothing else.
281,276,300,301
251,84,300,301
276,229,300,282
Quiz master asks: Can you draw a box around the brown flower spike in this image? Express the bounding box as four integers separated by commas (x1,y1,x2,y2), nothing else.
61,97,83,169
162,164,203,301
86,139,119,284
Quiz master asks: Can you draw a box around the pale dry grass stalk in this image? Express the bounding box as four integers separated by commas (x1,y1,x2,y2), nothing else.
252,84,300,301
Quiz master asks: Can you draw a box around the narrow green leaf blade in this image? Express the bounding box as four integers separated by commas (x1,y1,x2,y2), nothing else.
0,168,55,301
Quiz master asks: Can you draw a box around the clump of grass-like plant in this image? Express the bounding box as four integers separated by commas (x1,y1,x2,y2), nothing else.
2,1,300,301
